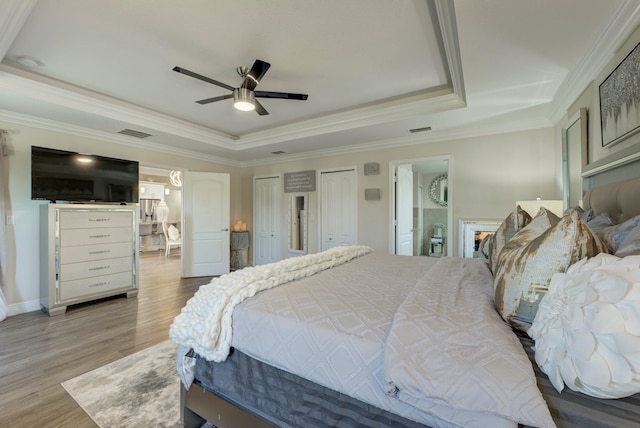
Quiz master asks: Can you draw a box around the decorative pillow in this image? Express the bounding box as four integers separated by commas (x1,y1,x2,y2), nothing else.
488,205,532,273
600,214,640,257
494,210,608,331
168,224,180,240
585,211,616,235
528,253,640,398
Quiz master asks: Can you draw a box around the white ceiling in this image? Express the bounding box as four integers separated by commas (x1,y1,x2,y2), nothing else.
1,0,639,166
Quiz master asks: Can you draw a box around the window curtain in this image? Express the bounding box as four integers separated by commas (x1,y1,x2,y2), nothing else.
0,141,9,321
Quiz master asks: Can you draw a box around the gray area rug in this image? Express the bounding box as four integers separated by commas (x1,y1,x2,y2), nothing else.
62,340,181,428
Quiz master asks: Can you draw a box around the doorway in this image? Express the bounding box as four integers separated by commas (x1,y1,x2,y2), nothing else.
389,157,451,256
138,166,183,271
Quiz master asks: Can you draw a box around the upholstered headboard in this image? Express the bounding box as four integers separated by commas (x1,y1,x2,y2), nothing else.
583,177,640,223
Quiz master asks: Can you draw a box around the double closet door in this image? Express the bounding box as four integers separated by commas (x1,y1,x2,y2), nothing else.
254,169,357,261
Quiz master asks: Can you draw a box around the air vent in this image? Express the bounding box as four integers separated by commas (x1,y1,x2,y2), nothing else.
409,126,432,134
271,150,286,155
117,129,153,139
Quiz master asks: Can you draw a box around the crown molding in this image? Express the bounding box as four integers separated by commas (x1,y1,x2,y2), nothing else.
241,116,552,168
0,0,37,60
548,0,640,123
236,87,463,149
0,66,239,147
435,0,466,103
0,109,240,166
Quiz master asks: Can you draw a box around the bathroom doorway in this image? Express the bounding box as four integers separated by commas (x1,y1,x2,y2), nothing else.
390,156,450,257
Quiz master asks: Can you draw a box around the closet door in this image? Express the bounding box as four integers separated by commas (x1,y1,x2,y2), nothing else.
254,176,280,265
320,169,357,251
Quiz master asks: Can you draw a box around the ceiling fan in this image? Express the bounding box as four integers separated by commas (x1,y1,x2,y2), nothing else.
173,59,308,116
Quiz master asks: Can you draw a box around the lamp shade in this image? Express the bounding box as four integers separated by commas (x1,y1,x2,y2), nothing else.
516,199,564,218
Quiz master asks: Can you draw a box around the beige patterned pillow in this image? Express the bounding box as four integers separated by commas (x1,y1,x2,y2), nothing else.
494,210,608,331
488,205,532,273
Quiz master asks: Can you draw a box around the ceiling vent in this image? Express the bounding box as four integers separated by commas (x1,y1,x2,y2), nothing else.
409,126,432,134
117,129,153,139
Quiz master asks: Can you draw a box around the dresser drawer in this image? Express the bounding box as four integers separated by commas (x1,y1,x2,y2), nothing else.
60,227,133,247
59,241,132,264
60,256,133,282
59,210,133,230
60,271,135,301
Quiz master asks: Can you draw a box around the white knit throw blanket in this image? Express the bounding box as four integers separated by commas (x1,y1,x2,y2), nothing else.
170,245,373,361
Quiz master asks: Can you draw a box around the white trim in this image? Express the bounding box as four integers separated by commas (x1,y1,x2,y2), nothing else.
458,219,500,258
8,298,40,316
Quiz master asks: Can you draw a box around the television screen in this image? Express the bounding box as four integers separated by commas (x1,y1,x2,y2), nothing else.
31,146,139,203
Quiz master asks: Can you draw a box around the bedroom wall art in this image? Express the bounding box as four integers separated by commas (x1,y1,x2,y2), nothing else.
599,40,640,147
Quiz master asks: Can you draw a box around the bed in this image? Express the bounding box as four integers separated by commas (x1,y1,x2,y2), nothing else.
170,176,640,428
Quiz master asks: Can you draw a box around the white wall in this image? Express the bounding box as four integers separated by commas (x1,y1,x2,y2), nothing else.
0,121,243,315
248,127,560,260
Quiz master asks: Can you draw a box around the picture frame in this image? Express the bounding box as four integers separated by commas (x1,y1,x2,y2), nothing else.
599,40,640,147
459,220,500,258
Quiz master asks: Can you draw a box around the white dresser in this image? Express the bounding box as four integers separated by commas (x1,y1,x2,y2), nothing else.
40,204,139,316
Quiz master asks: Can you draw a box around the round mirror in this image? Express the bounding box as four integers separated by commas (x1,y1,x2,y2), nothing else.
428,174,448,207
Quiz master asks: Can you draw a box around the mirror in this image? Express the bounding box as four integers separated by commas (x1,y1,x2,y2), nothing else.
289,194,307,253
428,174,448,207
562,108,588,209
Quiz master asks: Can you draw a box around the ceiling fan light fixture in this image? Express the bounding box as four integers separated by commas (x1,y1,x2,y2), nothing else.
233,88,255,111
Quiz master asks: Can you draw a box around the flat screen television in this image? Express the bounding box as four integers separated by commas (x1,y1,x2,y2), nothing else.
31,146,139,203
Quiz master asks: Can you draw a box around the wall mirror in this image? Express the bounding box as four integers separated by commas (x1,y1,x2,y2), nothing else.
289,194,308,253
562,108,588,209
428,174,448,207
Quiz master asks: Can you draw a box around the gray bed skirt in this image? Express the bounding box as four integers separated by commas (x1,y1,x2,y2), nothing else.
191,348,427,427
187,335,640,428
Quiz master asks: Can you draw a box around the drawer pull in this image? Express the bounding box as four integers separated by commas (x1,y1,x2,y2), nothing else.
87,281,110,288
89,234,110,239
88,218,111,222
88,250,110,255
88,266,110,271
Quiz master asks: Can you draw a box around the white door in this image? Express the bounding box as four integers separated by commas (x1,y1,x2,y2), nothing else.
396,164,413,255
320,169,356,251
181,171,230,277
254,176,280,265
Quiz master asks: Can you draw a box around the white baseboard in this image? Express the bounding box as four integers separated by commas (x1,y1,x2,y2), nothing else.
9,299,41,316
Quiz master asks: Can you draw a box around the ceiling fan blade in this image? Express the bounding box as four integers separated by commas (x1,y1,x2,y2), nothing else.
196,94,233,105
243,59,271,91
172,66,235,92
254,99,269,116
255,90,308,100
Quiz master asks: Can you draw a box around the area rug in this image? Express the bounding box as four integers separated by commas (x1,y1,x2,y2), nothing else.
62,340,181,428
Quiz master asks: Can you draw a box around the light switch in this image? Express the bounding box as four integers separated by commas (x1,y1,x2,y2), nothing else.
6,215,15,225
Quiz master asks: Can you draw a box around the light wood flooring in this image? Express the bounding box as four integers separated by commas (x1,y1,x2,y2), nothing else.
0,251,210,427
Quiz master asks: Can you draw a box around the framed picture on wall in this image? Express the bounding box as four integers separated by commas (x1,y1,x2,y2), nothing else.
599,40,640,147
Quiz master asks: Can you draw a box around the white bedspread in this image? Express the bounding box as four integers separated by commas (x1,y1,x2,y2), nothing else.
172,249,554,427
231,252,554,428
383,257,555,428
169,245,372,361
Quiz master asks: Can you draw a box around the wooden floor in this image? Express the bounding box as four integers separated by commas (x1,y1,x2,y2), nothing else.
0,251,211,428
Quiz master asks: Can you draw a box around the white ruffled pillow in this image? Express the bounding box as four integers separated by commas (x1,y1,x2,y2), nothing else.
528,253,640,398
